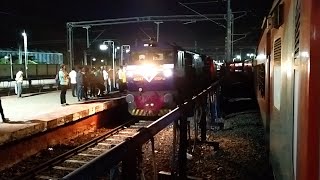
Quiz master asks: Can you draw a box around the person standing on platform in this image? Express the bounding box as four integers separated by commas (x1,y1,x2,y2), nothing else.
76,67,84,101
69,67,77,97
0,97,9,123
103,66,109,94
59,64,69,106
15,68,23,98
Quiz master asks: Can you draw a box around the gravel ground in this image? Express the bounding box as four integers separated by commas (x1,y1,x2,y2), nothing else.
141,100,273,180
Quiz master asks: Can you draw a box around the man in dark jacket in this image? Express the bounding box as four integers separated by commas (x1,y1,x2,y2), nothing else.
76,67,84,101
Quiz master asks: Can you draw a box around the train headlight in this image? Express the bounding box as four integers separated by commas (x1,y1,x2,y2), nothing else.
126,94,134,103
163,69,173,77
127,71,134,78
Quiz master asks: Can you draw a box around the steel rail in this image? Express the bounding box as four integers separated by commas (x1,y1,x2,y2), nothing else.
13,119,137,180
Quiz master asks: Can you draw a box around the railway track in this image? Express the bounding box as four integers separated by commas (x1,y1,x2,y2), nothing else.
14,119,154,180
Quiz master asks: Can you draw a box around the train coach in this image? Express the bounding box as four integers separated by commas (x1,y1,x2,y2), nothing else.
253,0,319,179
125,43,216,117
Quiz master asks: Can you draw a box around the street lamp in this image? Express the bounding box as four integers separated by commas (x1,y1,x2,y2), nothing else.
100,40,116,90
22,30,28,78
4,55,13,79
99,44,108,51
246,53,255,59
120,45,130,65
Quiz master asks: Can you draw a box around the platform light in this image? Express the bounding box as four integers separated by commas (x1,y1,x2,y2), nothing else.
99,44,108,51
101,59,104,62
257,54,266,60
92,58,96,61
301,51,309,58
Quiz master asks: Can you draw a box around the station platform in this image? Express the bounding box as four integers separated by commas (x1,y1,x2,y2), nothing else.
0,91,125,146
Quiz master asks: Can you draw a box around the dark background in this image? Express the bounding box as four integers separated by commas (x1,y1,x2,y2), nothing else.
1,0,274,62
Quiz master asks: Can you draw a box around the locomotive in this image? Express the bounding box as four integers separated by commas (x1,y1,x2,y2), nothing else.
253,0,320,179
125,43,216,117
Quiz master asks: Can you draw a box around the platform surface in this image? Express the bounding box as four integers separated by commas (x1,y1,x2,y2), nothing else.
0,90,125,145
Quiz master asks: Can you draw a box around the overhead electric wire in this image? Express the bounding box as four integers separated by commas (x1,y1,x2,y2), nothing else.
178,2,226,28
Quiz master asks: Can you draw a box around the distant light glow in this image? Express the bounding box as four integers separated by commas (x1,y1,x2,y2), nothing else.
301,51,309,58
100,44,108,50
92,58,96,61
125,49,130,53
116,46,120,50
144,44,149,47
163,69,173,77
236,55,241,59
22,32,27,37
4,55,9,59
162,64,174,69
101,59,104,62
257,54,266,60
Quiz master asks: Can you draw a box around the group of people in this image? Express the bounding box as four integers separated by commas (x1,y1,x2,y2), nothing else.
58,64,127,106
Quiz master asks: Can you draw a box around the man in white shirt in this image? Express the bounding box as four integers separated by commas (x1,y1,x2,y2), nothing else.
102,66,109,94
69,67,77,97
15,68,23,98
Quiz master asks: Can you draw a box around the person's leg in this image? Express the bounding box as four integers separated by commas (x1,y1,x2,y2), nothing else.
71,84,76,97
60,87,64,104
77,86,81,101
63,85,67,104
0,99,5,121
60,85,67,104
17,83,22,97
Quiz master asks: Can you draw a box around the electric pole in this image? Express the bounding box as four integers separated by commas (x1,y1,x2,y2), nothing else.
226,0,232,62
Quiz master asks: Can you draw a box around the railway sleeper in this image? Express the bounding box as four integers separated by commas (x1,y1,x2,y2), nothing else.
53,166,76,171
35,175,59,180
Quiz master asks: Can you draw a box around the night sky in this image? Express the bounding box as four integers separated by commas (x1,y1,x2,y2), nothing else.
1,0,274,58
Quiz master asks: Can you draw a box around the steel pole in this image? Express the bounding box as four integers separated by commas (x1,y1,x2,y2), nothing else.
226,0,232,62
155,22,163,42
10,54,13,79
84,26,90,66
112,42,116,90
67,24,74,70
23,32,28,78
120,46,123,66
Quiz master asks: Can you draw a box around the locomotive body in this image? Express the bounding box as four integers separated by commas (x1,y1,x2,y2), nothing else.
125,44,216,117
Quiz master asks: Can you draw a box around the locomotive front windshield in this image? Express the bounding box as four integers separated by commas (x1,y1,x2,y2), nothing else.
129,49,174,65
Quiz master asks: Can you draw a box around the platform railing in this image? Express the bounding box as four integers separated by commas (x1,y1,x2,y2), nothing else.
63,81,222,180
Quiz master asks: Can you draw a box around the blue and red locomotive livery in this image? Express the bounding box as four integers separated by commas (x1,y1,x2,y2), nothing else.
125,43,216,117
